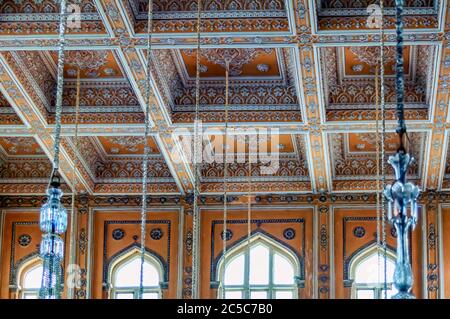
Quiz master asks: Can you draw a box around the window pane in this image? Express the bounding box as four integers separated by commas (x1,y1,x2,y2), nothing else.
275,291,293,299
143,292,159,299
355,254,395,284
115,257,159,287
225,290,242,299
23,265,43,289
250,291,268,299
23,293,38,299
273,253,294,284
249,245,269,285
224,254,245,285
356,289,375,299
116,292,134,299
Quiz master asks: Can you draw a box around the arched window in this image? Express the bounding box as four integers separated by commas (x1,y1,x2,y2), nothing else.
109,250,163,299
18,260,43,299
217,234,299,299
350,246,398,299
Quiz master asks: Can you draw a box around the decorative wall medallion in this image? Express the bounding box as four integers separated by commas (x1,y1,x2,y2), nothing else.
112,228,125,240
283,228,296,240
390,226,397,238
18,234,31,247
352,64,363,72
150,228,164,240
220,229,233,241
257,63,270,72
353,226,366,238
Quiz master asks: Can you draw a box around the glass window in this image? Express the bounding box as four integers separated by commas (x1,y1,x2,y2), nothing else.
111,253,162,299
20,263,43,299
220,239,297,299
353,251,397,299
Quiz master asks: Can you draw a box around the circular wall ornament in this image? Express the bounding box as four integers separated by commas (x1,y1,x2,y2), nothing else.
18,234,31,247
112,228,125,240
220,229,233,241
391,226,397,238
353,226,366,238
283,228,296,240
150,228,164,240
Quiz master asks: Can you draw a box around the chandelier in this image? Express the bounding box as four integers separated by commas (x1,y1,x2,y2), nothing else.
383,0,419,299
39,0,68,299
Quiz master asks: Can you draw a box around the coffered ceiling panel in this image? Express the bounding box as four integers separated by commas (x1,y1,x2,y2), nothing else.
315,0,440,31
0,0,107,35
328,132,428,192
127,0,291,34
320,45,437,122
151,47,302,123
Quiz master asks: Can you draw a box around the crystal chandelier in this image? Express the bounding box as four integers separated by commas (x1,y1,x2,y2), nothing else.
383,0,419,299
39,175,67,299
39,0,67,299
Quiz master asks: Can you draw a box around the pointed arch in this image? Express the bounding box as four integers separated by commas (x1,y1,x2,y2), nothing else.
347,243,397,299
15,254,42,299
107,246,165,299
215,232,301,299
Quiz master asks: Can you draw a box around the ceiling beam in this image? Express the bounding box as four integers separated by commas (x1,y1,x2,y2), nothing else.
425,8,450,190
96,0,194,194
0,53,94,193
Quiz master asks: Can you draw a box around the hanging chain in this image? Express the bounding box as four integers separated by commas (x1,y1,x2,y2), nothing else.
138,0,154,300
68,67,81,299
221,61,230,299
379,0,388,298
191,0,202,300
39,0,67,300
51,0,67,175
246,144,252,299
375,64,382,295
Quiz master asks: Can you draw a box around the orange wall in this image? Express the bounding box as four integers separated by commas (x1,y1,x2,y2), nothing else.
333,207,423,298
90,209,181,299
0,211,71,299
199,207,314,299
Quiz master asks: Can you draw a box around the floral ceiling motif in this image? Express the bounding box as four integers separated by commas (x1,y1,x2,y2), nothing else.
349,46,396,67
183,48,273,76
0,137,45,156
65,51,109,72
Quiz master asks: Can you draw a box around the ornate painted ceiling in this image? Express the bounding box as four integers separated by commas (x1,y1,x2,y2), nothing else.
0,0,449,197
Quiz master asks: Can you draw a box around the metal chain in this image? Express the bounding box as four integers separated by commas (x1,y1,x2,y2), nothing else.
52,0,67,174
68,67,81,299
222,62,230,299
138,0,154,300
379,0,388,298
246,147,252,299
191,0,202,300
375,64,382,295
39,0,66,300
